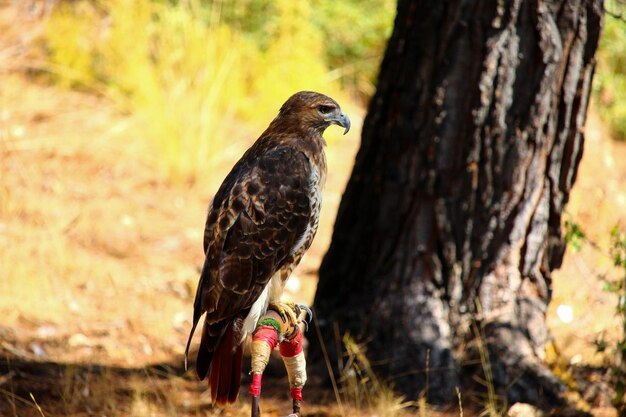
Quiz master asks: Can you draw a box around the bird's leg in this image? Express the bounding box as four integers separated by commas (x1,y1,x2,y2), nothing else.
249,320,279,417
279,324,306,417
250,307,310,417
279,306,310,417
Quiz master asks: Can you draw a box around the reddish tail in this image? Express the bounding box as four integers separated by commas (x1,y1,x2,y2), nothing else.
198,318,244,404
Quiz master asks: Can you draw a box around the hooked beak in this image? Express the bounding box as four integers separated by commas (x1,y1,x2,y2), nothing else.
331,112,351,135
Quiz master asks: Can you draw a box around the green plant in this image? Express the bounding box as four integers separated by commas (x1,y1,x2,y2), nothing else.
564,218,587,252
41,0,350,182
309,0,396,98
564,219,626,413
43,0,253,182
214,0,396,99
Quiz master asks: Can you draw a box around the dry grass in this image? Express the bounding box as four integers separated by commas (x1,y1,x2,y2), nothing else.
338,335,414,417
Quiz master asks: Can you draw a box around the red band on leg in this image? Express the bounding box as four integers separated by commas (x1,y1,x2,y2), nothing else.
249,373,262,396
252,325,279,349
290,387,303,402
279,327,303,357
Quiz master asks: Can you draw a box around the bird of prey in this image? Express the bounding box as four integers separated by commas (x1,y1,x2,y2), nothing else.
185,91,350,404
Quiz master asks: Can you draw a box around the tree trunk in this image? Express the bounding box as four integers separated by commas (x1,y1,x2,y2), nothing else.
311,0,603,409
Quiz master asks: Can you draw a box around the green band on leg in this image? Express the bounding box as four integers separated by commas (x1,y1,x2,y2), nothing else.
256,318,282,338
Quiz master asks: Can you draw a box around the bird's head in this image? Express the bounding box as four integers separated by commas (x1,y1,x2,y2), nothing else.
277,91,351,135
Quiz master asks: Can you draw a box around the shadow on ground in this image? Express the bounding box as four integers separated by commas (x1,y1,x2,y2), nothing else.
0,348,343,417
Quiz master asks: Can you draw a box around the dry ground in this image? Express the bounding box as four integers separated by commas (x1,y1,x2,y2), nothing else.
1,4,625,417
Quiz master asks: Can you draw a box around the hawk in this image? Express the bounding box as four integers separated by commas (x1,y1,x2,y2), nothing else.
185,91,350,404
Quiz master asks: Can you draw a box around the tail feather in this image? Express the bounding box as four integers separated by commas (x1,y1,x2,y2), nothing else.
199,317,244,404
215,345,232,402
229,344,243,403
209,347,222,402
195,326,213,380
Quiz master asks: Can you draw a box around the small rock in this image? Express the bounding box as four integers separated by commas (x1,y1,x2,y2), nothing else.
36,325,58,338
29,343,47,358
570,354,583,365
11,125,25,138
68,333,94,347
556,304,574,323
68,300,81,312
173,311,189,331
507,403,544,417
138,335,153,355
121,214,135,227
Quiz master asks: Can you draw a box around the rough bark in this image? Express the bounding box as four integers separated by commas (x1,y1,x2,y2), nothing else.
311,0,603,409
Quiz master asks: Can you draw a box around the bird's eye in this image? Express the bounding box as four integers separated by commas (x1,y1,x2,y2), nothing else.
317,105,335,114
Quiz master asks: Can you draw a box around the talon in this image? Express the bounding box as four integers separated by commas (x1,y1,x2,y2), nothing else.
297,304,312,332
278,308,288,323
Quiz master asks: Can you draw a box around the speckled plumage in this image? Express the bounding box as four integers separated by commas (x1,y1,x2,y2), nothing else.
185,91,349,404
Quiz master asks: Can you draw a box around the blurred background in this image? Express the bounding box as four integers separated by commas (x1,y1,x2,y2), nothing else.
0,1,624,416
